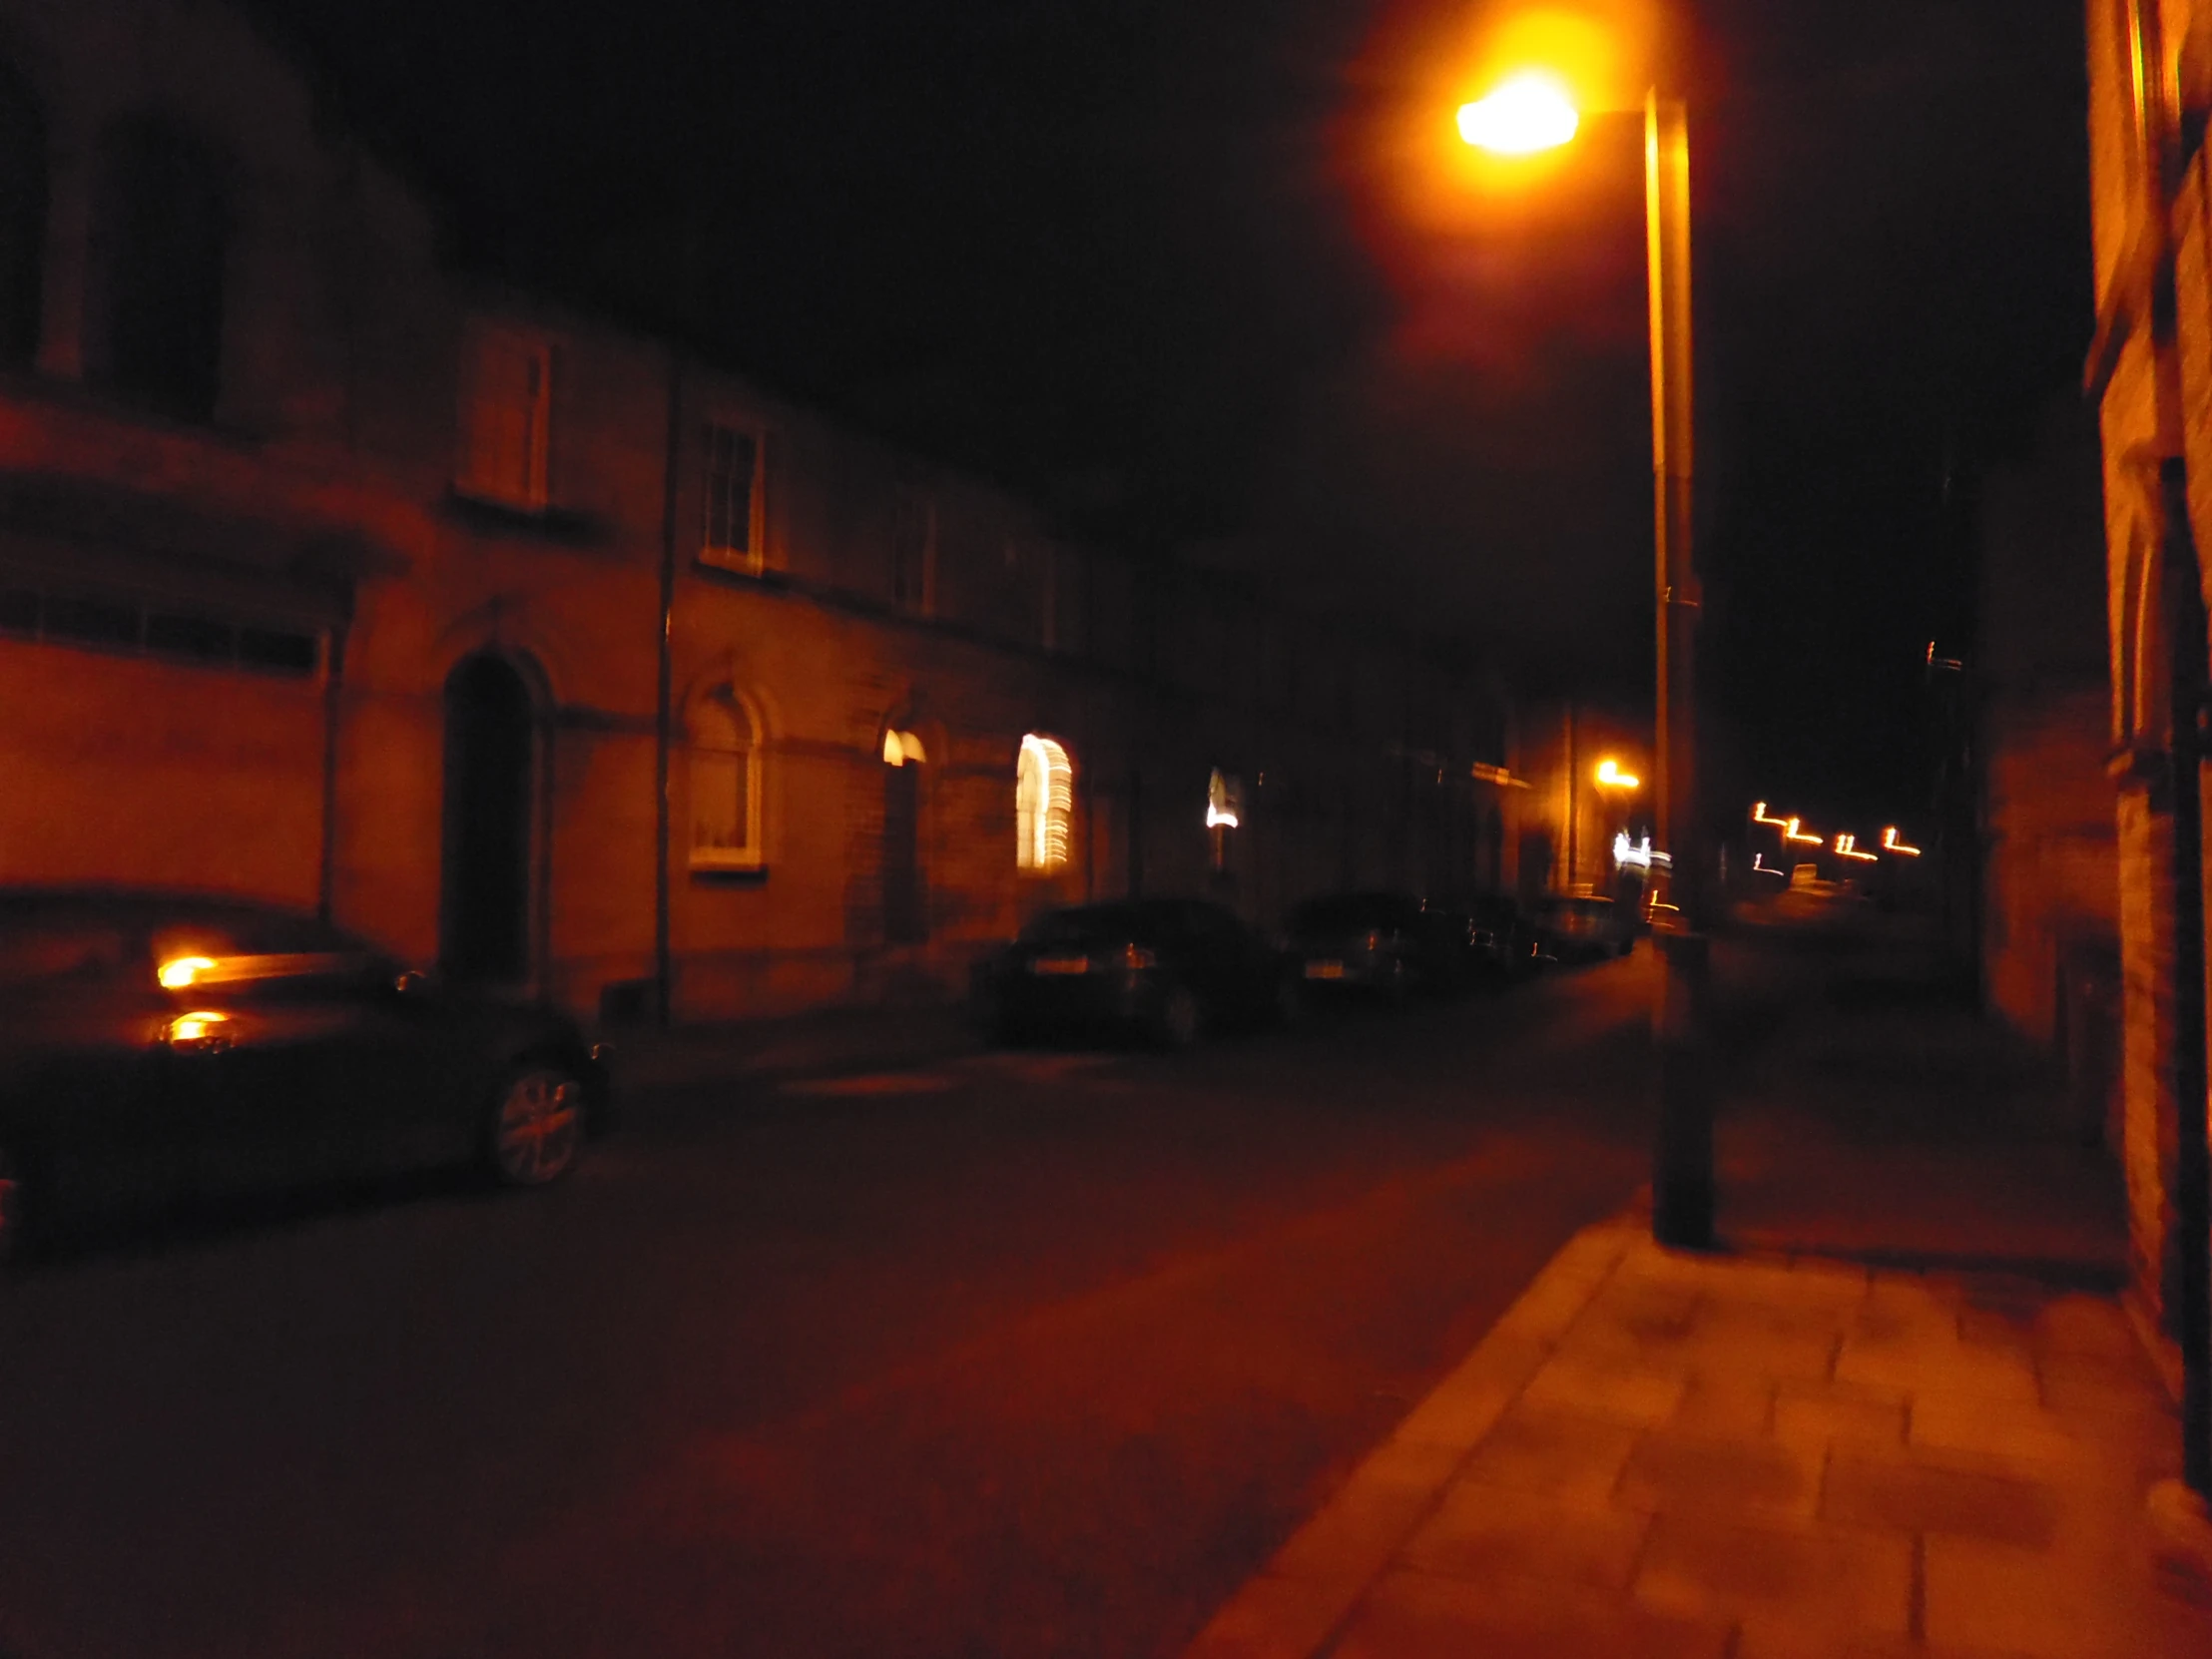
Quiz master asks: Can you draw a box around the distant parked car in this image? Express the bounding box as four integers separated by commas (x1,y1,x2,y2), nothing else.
1286,890,1467,1000
1535,893,1636,963
975,898,1297,1048
0,888,613,1265
1449,892,1543,983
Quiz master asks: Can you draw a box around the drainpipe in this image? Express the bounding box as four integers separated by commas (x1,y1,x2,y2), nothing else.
316,620,348,923
654,351,682,1028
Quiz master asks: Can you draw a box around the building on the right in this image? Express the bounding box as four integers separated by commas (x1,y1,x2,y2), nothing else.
2084,0,2212,1375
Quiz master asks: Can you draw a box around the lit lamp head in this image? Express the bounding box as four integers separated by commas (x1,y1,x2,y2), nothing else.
1593,758,1640,792
1457,73,1581,155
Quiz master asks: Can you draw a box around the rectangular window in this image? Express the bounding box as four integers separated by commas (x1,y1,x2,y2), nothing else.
455,326,551,510
701,422,764,574
891,488,935,613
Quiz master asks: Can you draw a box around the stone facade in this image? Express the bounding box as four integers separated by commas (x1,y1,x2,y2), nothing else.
0,0,1523,1023
2085,0,2212,1332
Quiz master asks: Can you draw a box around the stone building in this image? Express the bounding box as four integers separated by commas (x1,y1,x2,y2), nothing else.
0,0,1521,1023
2085,0,2212,1350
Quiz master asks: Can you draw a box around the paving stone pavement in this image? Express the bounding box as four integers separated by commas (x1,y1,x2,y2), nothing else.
1181,1218,2212,1659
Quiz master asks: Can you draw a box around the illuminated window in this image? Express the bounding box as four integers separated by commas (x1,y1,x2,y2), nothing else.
702,422,765,573
1016,735,1073,871
455,324,551,510
689,691,762,870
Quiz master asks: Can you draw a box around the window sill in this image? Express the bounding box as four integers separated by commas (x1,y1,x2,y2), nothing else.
689,854,767,884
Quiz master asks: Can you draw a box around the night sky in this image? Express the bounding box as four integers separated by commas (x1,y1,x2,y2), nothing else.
245,0,2092,830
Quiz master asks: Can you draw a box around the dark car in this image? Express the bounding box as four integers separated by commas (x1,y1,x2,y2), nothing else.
976,898,1297,1048
1286,890,1467,1000
1535,893,1636,962
0,888,612,1263
1450,892,1543,983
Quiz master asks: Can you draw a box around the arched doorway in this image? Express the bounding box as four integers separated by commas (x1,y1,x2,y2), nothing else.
441,654,534,984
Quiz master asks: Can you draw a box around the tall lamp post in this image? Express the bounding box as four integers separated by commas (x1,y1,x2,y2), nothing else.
1460,73,1713,1247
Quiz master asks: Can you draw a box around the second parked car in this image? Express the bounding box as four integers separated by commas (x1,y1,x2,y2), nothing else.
976,898,1297,1048
1286,890,1469,1000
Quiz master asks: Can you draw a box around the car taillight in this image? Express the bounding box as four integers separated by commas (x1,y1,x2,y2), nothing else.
1120,943,1156,970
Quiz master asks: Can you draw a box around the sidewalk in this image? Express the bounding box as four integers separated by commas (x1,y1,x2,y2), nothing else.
599,1001,980,1096
1183,924,2206,1658
1182,1217,2206,1659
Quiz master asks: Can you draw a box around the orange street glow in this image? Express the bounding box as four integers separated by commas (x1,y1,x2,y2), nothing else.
1882,827,1922,856
1751,803,1790,827
1456,74,1579,155
1835,833,1879,863
158,954,218,990
1783,817,1822,846
1594,758,1639,790
165,1009,231,1045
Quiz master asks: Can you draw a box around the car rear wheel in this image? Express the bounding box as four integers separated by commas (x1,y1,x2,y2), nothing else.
487,1065,586,1187
1156,984,1202,1050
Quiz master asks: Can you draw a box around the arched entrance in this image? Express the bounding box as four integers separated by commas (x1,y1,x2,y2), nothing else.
441,654,534,984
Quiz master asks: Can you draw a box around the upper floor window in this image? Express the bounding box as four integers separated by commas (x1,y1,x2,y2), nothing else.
701,421,764,573
1016,735,1073,872
455,325,551,511
689,690,763,870
84,120,225,421
0,66,46,371
892,487,935,612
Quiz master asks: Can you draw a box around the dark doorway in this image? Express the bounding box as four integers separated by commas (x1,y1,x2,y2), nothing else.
882,754,925,944
441,655,533,984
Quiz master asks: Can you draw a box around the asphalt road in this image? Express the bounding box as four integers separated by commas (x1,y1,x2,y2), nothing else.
0,954,1659,1659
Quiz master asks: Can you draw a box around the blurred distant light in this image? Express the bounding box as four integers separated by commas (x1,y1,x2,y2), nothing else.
1456,74,1580,155
1882,827,1922,856
1783,817,1821,846
1594,758,1640,791
159,954,216,989
1751,802,1791,827
1835,832,1879,863
165,1009,230,1046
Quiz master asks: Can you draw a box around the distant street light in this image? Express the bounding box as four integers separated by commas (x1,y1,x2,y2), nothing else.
1461,63,1711,1247
1595,758,1641,791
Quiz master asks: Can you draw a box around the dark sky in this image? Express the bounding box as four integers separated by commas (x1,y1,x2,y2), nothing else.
245,0,2092,828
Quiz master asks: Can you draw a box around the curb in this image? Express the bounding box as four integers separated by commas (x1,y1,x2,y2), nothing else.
1178,1215,1641,1659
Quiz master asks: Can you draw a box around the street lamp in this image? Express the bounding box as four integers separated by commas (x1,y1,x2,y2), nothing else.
1461,71,1712,1249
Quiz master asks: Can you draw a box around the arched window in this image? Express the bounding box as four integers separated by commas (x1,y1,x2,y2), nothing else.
0,65,46,370
85,118,227,420
1016,734,1073,871
689,691,762,870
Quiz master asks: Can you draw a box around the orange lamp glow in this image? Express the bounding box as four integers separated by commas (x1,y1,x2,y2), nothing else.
1456,74,1580,155
1783,817,1822,847
165,1009,231,1046
1751,803,1790,827
1594,758,1639,791
159,955,217,990
1882,827,1922,856
1835,833,1879,863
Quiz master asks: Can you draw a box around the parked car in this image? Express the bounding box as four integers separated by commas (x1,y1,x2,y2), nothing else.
1286,890,1467,1000
975,898,1297,1048
1535,893,1636,962
1450,892,1543,983
0,888,613,1264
